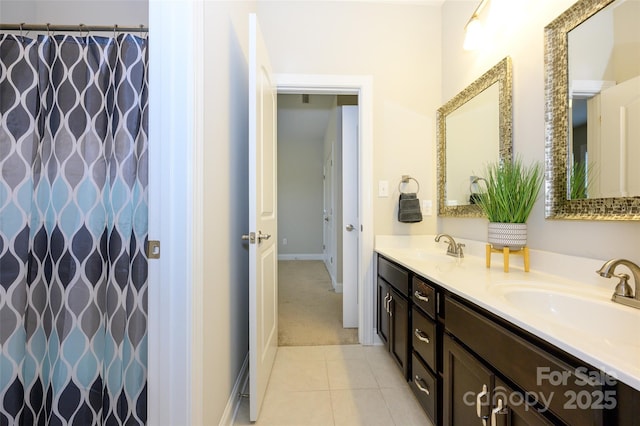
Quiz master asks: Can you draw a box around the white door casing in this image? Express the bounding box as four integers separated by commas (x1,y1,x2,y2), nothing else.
342,106,359,328
275,74,374,345
248,13,278,422
323,151,333,270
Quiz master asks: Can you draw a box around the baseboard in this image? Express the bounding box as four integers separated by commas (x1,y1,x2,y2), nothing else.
278,253,324,260
332,277,343,293
219,353,249,426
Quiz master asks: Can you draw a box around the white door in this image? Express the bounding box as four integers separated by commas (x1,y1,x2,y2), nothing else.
248,13,278,422
342,106,359,328
598,76,640,197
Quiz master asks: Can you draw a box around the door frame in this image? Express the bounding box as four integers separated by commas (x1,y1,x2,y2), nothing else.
275,74,375,345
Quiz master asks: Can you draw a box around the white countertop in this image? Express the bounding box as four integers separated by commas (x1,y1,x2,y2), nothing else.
375,235,640,391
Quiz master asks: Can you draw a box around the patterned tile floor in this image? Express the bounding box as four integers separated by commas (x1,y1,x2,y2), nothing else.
233,345,433,426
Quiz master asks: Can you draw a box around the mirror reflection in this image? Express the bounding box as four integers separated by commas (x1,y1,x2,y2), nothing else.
445,83,499,206
568,0,640,200
545,0,640,220
437,57,512,218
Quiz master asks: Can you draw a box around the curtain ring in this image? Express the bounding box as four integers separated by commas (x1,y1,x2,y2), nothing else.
19,22,24,38
139,24,145,39
46,23,51,36
113,24,118,39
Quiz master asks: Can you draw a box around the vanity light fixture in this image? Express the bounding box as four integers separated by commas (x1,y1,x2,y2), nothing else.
463,0,490,51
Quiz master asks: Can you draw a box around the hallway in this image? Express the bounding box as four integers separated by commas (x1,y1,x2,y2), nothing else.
278,260,358,346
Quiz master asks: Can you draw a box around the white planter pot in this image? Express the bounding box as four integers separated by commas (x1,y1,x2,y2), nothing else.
488,222,527,250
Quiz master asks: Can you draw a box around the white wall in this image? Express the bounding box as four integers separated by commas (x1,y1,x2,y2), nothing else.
440,0,640,261
258,0,441,236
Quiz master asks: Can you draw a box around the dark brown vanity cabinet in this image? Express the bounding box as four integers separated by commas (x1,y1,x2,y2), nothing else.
377,256,410,378
375,254,640,425
377,256,441,423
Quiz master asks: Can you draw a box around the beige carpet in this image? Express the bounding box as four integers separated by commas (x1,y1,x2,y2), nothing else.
278,260,359,346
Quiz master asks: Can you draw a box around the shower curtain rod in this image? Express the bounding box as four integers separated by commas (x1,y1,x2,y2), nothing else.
0,23,148,33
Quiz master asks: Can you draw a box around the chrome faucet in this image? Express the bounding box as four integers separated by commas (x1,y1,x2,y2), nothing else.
596,259,640,309
435,234,465,258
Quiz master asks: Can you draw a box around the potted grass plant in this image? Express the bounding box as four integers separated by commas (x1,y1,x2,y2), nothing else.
475,157,543,249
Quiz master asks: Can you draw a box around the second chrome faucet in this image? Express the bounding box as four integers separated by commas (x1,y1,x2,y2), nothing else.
435,234,465,258
597,258,640,309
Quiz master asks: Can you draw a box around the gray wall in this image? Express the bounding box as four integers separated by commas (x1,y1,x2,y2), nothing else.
0,1,148,26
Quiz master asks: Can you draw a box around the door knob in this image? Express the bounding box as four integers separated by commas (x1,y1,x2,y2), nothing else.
346,224,355,232
242,231,271,244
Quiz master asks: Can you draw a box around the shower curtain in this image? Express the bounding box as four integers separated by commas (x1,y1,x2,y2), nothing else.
0,32,148,425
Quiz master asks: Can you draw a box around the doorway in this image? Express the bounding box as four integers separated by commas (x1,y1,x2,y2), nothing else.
275,73,375,346
276,93,358,345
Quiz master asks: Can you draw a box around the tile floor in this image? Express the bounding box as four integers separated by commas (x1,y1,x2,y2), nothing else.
233,344,434,426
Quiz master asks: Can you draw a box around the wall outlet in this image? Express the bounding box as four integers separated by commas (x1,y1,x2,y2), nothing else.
422,199,433,216
282,238,287,245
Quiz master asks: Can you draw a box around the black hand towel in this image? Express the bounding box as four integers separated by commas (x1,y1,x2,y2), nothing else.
398,193,422,223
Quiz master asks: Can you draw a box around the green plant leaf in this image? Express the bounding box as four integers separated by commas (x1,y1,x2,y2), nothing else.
475,156,543,223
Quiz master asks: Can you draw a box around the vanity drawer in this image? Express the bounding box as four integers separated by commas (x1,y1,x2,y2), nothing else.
412,306,436,371
413,276,436,319
410,353,437,424
378,256,409,296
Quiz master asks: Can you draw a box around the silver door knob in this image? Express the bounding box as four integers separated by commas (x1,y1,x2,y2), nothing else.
257,231,271,242
346,224,355,232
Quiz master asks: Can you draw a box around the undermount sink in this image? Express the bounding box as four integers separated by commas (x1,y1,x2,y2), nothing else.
491,284,640,349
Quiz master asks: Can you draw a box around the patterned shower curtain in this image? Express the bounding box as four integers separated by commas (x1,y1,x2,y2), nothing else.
0,33,148,425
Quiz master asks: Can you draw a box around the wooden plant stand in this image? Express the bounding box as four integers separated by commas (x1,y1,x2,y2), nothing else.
486,244,530,272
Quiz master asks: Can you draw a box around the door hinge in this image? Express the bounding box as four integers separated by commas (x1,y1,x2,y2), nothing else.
146,240,161,259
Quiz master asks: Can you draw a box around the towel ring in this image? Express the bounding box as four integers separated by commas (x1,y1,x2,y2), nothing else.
398,175,420,194
469,176,487,204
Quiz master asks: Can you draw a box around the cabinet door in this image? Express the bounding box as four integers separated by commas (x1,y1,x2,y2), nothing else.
377,278,390,347
389,287,409,379
444,334,494,426
491,378,554,426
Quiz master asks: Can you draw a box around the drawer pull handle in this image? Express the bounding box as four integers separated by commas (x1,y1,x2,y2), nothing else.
388,295,393,316
414,328,430,344
476,384,489,425
414,375,430,395
414,291,429,302
491,398,506,426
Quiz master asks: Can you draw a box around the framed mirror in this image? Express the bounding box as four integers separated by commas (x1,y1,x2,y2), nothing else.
437,57,513,217
545,0,640,220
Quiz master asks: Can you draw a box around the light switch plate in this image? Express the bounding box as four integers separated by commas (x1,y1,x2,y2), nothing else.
378,180,389,197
